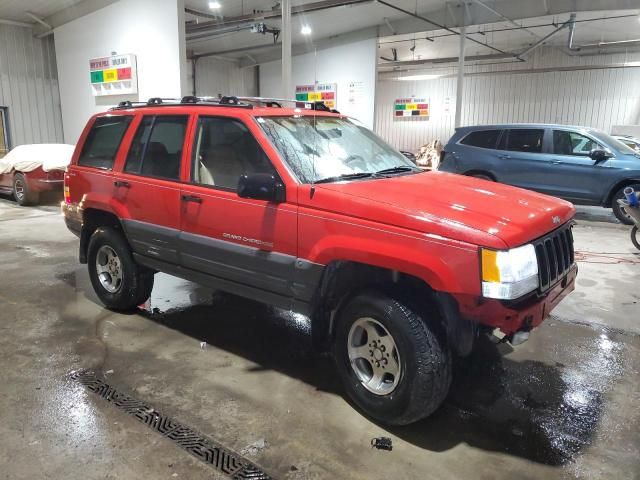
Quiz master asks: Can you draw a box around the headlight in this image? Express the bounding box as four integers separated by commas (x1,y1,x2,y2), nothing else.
481,244,539,300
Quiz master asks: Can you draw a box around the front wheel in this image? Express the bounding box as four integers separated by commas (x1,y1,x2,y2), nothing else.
612,184,640,225
333,291,451,425
632,226,640,251
87,227,154,310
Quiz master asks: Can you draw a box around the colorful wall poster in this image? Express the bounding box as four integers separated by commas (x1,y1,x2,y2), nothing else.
89,54,138,97
394,97,429,119
295,83,337,109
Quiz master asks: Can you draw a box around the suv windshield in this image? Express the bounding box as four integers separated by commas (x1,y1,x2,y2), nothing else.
257,116,419,183
590,130,639,156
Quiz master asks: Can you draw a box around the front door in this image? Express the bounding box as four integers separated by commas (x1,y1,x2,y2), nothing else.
179,115,298,301
545,129,613,203
113,114,189,264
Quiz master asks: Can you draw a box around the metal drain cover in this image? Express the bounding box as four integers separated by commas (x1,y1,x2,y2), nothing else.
71,370,273,479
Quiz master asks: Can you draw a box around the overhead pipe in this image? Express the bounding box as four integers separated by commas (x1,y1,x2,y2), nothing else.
567,14,640,52
186,0,372,35
516,14,574,59
468,0,541,40
376,0,513,57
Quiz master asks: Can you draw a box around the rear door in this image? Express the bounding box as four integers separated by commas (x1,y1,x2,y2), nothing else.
178,114,299,303
545,129,614,202
113,114,190,264
495,128,552,193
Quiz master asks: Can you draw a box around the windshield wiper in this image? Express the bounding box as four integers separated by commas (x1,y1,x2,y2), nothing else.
314,172,375,184
375,166,421,176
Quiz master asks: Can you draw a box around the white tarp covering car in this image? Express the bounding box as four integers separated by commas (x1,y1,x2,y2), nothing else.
0,144,75,174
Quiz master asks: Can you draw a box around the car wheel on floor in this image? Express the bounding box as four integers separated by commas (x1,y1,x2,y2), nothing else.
13,173,38,206
333,291,452,425
632,226,640,251
87,227,154,310
612,184,640,225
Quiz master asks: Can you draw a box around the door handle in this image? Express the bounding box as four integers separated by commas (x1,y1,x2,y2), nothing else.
114,180,130,188
551,160,562,165
498,154,511,159
181,194,202,204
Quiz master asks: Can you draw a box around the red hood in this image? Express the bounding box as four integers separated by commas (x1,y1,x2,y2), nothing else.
303,171,575,249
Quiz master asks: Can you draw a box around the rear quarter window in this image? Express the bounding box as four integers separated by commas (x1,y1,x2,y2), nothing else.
78,116,132,169
460,130,501,149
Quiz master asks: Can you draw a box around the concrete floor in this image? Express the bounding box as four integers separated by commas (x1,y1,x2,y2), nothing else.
0,196,638,480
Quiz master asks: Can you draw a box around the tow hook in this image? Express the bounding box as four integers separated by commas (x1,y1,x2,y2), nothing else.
488,328,530,346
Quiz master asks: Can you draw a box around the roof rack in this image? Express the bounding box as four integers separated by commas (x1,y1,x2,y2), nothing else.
110,95,340,113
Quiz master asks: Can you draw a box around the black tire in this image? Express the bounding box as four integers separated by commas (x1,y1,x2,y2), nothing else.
333,291,451,425
468,172,494,181
612,184,640,225
87,227,154,310
632,226,640,251
13,173,38,206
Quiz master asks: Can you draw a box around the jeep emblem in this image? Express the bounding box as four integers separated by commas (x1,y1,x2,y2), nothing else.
552,216,561,224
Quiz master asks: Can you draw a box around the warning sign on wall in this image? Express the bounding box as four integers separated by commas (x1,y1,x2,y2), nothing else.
295,83,337,109
394,97,429,119
89,54,138,97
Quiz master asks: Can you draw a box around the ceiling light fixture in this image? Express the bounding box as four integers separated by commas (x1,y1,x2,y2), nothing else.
397,74,442,81
208,1,221,9
301,25,312,35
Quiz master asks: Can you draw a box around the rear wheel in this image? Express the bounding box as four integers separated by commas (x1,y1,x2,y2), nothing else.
612,184,640,225
632,226,640,251
13,173,38,206
87,227,154,310
333,291,451,425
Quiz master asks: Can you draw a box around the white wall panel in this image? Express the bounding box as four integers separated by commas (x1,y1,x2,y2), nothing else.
0,25,63,147
376,48,640,151
55,0,186,144
195,58,257,98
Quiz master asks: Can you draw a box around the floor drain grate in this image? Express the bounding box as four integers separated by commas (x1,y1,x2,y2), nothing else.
71,370,273,480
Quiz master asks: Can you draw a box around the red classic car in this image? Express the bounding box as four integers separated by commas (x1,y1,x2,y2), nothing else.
0,144,74,205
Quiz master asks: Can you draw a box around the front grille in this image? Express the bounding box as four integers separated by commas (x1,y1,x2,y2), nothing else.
534,223,574,292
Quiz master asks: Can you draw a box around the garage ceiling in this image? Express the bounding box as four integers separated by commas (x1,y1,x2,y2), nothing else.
0,0,85,22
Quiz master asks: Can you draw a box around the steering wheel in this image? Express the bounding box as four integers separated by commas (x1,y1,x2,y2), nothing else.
344,154,367,170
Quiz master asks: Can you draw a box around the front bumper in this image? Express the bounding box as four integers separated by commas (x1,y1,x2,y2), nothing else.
456,265,577,335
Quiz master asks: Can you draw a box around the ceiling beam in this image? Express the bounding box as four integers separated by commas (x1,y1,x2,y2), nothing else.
0,18,33,28
32,0,119,36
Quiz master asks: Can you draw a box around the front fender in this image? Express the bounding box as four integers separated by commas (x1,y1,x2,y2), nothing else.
305,233,481,297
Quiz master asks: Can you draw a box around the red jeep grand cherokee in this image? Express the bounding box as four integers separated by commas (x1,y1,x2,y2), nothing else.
63,96,577,425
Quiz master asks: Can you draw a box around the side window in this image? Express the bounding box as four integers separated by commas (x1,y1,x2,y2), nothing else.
460,130,501,149
553,130,601,156
506,129,544,153
123,115,188,180
78,116,132,169
191,117,276,191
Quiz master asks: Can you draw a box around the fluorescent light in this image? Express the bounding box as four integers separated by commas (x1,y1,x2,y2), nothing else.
208,1,221,9
624,61,640,67
301,25,312,35
397,74,442,81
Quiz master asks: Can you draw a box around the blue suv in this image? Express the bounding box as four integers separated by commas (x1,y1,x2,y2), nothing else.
439,124,640,224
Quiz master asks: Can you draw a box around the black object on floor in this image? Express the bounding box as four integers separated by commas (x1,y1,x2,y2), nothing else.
371,437,393,451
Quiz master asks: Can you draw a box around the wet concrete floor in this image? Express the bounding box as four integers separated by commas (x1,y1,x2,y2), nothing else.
0,198,638,479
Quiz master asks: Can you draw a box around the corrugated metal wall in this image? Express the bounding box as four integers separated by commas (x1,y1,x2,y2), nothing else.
195,57,258,97
375,47,640,151
0,25,64,147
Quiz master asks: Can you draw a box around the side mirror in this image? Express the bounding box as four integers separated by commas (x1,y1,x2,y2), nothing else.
589,149,612,162
237,174,285,203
